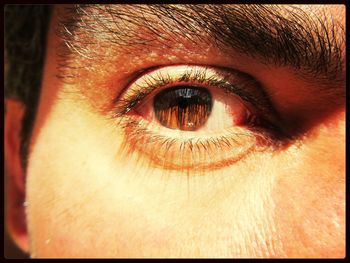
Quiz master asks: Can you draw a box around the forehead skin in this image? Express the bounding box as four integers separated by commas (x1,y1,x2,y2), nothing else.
25,5,344,258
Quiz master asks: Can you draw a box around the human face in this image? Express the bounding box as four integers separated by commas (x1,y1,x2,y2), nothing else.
14,5,347,258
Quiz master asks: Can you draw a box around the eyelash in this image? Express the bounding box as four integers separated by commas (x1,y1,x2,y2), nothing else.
114,66,283,134
110,65,290,171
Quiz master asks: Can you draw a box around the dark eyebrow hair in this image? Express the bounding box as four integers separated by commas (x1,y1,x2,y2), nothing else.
57,4,345,88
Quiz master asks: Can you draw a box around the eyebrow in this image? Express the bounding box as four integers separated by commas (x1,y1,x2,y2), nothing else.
57,4,345,88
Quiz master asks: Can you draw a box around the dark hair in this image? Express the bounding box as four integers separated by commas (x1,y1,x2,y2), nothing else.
5,5,52,170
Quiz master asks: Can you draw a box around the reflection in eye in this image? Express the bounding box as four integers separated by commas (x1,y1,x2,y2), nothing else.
153,86,212,131
112,65,288,172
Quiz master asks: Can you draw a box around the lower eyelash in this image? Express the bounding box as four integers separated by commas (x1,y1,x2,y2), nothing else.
114,115,284,173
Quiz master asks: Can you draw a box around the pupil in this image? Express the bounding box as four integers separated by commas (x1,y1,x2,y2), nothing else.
178,98,188,109
153,86,212,131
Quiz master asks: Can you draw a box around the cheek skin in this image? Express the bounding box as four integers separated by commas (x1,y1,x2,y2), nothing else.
25,83,345,258
272,109,345,258
26,96,282,258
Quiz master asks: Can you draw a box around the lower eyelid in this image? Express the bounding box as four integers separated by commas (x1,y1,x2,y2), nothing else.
116,115,279,172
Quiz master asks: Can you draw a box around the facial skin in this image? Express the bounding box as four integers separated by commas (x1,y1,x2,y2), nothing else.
5,5,345,258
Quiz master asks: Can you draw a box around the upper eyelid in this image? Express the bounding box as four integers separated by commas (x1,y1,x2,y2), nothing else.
117,64,247,100
112,65,239,115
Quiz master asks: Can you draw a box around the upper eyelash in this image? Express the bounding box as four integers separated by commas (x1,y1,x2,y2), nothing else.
112,66,272,118
108,65,296,171
109,65,297,143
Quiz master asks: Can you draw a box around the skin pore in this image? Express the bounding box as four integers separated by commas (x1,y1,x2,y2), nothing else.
5,5,345,258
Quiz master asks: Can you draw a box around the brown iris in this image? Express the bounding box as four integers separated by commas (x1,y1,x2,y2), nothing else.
153,86,212,131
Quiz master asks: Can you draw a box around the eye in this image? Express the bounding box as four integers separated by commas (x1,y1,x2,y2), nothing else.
112,65,287,172
135,84,252,133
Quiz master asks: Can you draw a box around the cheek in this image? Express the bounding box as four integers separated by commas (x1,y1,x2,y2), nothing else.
271,110,345,257
25,96,279,258
25,98,197,257
25,99,145,257
25,90,344,258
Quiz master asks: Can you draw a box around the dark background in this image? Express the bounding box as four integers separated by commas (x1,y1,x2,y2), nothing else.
4,229,29,259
